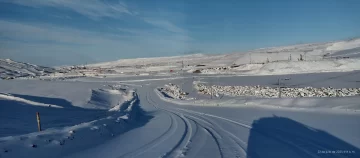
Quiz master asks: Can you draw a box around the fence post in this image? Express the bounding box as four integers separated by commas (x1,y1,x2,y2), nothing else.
36,112,42,131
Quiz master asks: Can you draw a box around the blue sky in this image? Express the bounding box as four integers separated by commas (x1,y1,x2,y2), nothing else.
0,0,360,66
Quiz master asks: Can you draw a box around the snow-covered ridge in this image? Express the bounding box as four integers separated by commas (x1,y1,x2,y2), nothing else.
4,38,360,80
87,53,210,68
326,38,360,51
0,59,56,79
191,58,360,75
61,38,360,77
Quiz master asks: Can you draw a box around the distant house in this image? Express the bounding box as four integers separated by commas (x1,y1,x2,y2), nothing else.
193,70,201,73
3,76,15,80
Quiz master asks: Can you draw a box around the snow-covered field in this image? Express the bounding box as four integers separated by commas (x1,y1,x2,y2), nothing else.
1,38,360,158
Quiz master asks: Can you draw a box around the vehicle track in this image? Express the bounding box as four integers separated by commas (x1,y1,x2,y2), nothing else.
173,107,333,158
148,91,245,158
117,96,178,158
135,88,349,158
184,113,246,158
185,116,224,158
146,92,193,158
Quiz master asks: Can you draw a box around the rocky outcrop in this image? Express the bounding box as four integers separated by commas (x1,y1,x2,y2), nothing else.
195,84,360,98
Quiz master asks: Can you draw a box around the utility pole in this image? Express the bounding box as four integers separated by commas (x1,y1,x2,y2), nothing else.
209,78,213,99
210,85,213,99
278,78,281,98
181,60,184,76
249,53,252,64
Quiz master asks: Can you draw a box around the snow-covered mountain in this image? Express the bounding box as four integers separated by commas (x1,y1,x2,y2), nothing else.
87,38,360,69
0,59,56,79
78,38,360,77
3,38,360,80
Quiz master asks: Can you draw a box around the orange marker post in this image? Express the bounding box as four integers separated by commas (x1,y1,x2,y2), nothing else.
36,112,42,131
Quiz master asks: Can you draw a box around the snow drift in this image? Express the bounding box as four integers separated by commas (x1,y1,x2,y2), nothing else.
0,85,148,158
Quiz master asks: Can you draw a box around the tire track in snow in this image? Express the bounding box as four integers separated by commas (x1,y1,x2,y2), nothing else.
118,114,177,158
174,107,327,158
161,113,192,158
181,119,209,157
177,108,262,158
150,89,246,158
151,88,336,158
117,95,179,158
147,92,193,158
175,108,252,129
185,116,224,158
190,113,248,157
184,114,245,158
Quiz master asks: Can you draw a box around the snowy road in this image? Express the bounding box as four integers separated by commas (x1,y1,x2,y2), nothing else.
67,81,360,158
2,34,360,158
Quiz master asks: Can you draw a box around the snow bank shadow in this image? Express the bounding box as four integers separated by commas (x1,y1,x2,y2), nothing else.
10,94,75,108
247,116,360,158
0,95,109,137
127,98,154,124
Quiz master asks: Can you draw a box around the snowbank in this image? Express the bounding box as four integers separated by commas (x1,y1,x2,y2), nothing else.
87,87,134,110
158,83,194,100
0,93,63,108
156,86,360,112
0,87,143,158
195,84,360,98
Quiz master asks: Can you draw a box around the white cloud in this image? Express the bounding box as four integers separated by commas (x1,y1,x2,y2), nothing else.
144,18,186,34
0,0,132,19
0,0,194,65
0,20,191,65
50,14,72,19
0,20,191,46
0,20,132,45
0,0,190,39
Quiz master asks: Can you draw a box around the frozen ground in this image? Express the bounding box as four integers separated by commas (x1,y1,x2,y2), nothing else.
1,38,360,158
1,74,360,158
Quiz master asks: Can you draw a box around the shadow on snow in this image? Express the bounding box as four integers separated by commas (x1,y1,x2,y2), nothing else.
0,94,153,138
247,116,360,158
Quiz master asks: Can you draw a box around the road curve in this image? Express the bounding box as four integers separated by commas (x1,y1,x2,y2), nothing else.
68,83,360,158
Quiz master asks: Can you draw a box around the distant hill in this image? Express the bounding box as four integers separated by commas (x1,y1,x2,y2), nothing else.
0,59,56,79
